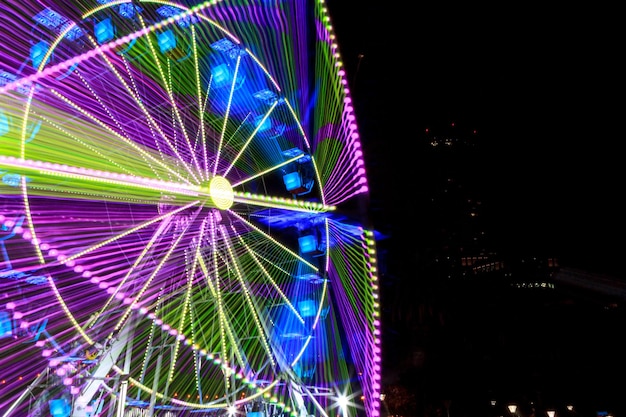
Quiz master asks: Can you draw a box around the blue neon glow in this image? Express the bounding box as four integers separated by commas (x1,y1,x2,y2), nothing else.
298,299,316,318
298,234,317,254
254,114,271,132
1,173,21,187
211,64,231,87
0,110,9,136
283,171,302,192
30,41,50,68
61,23,84,41
0,311,12,338
49,398,71,417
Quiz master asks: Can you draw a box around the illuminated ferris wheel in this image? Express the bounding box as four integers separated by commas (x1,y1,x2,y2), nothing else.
0,1,381,416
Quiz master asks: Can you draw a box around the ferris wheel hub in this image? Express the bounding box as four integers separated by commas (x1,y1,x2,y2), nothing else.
207,175,234,210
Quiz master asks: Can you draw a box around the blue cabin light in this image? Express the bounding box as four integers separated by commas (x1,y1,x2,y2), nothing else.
282,171,302,192
49,398,71,417
211,64,230,86
157,29,176,53
94,18,115,44
298,299,316,318
298,234,317,254
30,41,50,68
0,311,12,338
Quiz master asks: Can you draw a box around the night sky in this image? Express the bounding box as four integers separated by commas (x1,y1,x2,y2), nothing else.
326,1,622,278
322,3,624,414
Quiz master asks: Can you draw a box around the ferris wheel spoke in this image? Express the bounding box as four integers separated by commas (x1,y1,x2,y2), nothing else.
82,28,202,184
165,58,205,177
116,55,179,168
219,224,276,365
59,201,199,267
213,53,243,177
86,215,175,331
223,100,279,177
231,230,307,325
232,192,333,217
110,217,191,336
191,222,283,380
70,219,196,348
230,153,307,189
163,231,207,384
136,13,203,181
228,211,320,272
207,227,241,374
91,53,187,183
6,166,196,208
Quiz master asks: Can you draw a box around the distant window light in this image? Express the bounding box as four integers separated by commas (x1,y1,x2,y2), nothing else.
548,258,559,268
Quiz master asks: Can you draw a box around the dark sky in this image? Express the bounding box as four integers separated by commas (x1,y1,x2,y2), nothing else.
326,1,622,277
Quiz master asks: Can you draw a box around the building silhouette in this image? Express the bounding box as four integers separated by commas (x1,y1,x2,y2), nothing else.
378,121,626,417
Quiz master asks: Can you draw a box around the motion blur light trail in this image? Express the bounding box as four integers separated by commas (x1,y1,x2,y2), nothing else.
0,1,381,416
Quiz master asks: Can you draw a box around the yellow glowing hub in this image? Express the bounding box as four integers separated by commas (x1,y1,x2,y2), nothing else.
205,176,234,210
